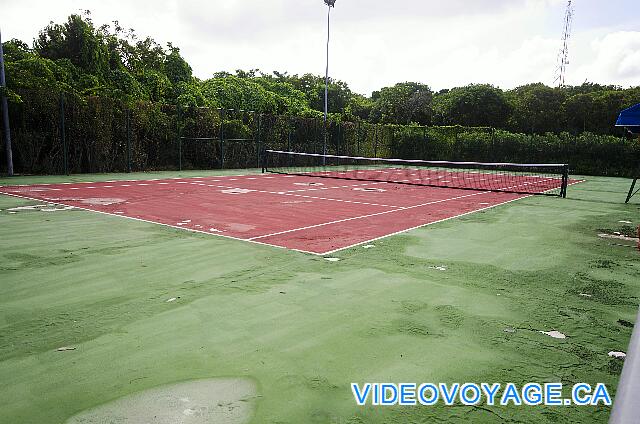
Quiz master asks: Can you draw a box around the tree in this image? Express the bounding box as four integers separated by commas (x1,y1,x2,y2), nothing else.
508,83,567,134
370,82,433,125
34,14,110,78
433,84,511,128
164,45,192,85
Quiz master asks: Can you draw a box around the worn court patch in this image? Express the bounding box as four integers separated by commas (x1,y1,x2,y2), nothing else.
65,378,257,424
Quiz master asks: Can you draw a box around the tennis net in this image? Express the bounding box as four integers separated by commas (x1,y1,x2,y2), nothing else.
262,150,570,197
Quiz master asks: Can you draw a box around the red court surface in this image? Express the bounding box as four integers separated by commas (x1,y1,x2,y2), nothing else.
0,172,569,255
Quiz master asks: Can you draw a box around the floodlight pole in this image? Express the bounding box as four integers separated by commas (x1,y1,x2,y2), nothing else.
323,0,336,164
0,28,14,176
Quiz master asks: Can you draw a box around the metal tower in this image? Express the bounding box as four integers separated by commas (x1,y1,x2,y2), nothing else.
554,0,574,87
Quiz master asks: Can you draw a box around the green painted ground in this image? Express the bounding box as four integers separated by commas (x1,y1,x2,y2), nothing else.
1,171,639,423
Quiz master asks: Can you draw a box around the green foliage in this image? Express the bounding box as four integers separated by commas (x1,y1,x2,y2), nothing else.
164,46,192,85
433,84,512,128
35,14,111,78
370,82,433,124
344,95,374,121
507,83,567,133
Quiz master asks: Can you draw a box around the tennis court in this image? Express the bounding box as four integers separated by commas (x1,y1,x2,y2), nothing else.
1,168,638,424
0,154,578,255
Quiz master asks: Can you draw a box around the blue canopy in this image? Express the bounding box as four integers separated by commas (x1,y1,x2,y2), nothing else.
616,103,640,127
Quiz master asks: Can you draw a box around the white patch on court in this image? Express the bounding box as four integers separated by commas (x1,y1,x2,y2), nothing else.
540,330,566,339
324,257,341,262
166,297,177,302
41,206,74,212
6,187,51,193
608,351,626,359
221,188,255,195
56,346,76,352
363,245,375,249
429,265,447,271
227,223,255,232
353,187,386,193
7,204,49,211
293,182,324,187
209,228,222,233
65,378,257,424
618,220,632,224
80,198,126,206
6,204,74,212
598,233,638,242
579,293,592,298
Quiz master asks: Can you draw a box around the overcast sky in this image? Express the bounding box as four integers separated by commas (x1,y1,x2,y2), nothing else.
2,0,639,95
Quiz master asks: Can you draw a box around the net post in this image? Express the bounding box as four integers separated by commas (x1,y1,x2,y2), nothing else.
561,164,569,198
260,148,267,173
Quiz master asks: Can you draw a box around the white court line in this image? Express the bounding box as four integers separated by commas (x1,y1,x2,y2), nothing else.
210,182,401,208
0,175,584,255
278,192,399,208
249,190,489,241
0,173,267,189
317,196,530,255
248,176,566,242
318,179,585,255
280,181,387,194
0,190,320,256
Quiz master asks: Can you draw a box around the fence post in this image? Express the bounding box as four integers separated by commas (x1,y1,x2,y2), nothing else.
219,108,225,169
338,122,342,156
59,93,68,176
357,121,361,156
176,106,182,171
287,117,292,152
126,108,132,173
422,126,427,160
256,112,262,168
374,125,378,158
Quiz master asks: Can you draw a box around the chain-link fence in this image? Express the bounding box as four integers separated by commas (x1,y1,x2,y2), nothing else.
1,89,638,177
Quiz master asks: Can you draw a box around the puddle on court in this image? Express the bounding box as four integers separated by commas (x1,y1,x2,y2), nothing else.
65,377,257,424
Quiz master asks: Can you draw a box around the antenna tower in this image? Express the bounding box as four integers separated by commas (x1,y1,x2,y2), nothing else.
554,0,574,87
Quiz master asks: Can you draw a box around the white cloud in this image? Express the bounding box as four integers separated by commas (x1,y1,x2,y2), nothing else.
571,31,640,86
